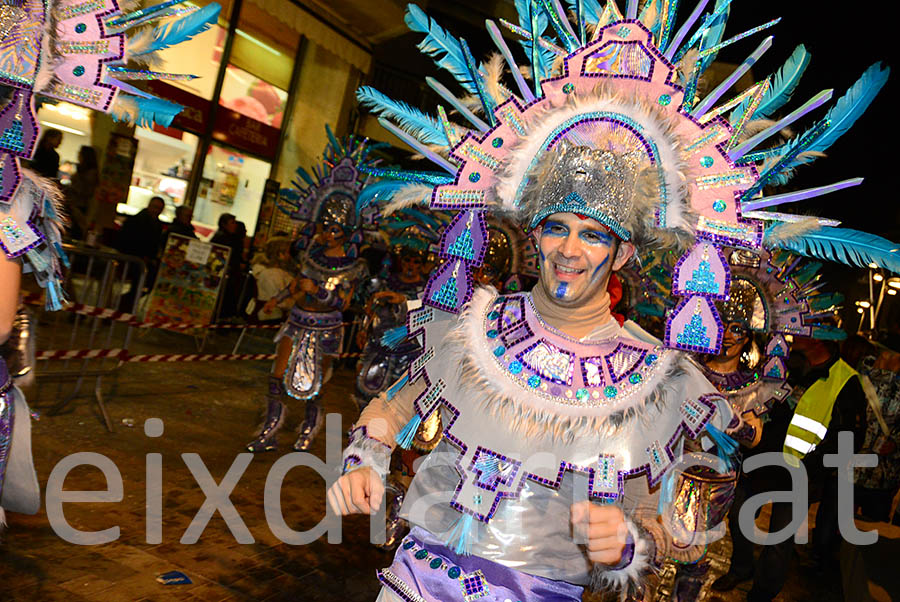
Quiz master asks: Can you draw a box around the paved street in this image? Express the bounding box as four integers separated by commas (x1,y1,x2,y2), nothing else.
0,327,885,601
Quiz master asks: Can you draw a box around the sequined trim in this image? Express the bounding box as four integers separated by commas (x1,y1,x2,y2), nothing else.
377,568,428,602
482,293,670,407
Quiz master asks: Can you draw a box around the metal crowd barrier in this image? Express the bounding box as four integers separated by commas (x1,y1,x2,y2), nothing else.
34,243,146,431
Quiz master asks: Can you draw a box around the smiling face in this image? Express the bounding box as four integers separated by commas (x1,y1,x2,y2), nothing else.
534,212,633,308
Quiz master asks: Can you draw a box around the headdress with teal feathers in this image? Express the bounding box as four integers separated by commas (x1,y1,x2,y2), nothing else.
356,0,893,356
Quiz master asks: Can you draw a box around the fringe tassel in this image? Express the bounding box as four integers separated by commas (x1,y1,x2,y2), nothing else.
445,511,477,555
45,280,64,311
705,422,739,469
657,469,677,515
395,413,422,449
381,325,409,349
385,374,409,401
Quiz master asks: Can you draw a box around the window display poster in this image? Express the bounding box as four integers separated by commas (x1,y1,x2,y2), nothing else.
144,234,231,327
253,178,281,248
96,133,138,205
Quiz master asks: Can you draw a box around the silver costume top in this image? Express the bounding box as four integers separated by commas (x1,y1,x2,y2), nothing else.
347,287,735,588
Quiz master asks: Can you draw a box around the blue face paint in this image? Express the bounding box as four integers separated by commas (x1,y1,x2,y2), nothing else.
591,254,611,280
555,282,568,299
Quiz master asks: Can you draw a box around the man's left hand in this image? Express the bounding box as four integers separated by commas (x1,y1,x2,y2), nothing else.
570,501,628,565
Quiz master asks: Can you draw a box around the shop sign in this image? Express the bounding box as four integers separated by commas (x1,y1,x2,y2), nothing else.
145,81,210,134
212,106,280,160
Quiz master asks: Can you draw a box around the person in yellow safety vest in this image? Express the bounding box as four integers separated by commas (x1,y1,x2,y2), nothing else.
784,337,868,576
784,357,860,463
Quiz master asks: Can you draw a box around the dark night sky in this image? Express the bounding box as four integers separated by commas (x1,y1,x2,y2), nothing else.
715,1,896,238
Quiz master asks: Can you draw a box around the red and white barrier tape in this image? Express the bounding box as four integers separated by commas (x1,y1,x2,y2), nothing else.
21,293,320,330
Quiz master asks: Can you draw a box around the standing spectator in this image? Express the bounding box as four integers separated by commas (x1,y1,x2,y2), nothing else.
161,205,197,250
250,237,293,321
211,213,244,319
65,146,99,239
847,337,900,524
117,197,165,309
29,129,62,180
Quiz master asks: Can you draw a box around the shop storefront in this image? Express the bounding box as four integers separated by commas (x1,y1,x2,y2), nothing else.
45,0,371,240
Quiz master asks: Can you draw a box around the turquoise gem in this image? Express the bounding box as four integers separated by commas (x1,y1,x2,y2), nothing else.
448,566,461,579
487,329,498,339
493,345,506,357
469,172,481,182
403,541,415,550
645,353,658,365
492,137,503,148
415,549,429,560
528,375,541,388
509,361,523,374
629,373,642,384
658,94,672,106
488,311,500,320
73,65,85,77
616,26,631,37
576,388,588,401
700,156,714,168
604,386,617,398
713,199,727,213
430,558,443,569
75,22,86,33
563,83,575,94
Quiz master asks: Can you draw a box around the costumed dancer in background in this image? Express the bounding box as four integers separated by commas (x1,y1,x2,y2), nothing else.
1,0,220,531
324,0,895,598
252,130,377,453
667,249,845,600
353,208,445,549
355,208,445,413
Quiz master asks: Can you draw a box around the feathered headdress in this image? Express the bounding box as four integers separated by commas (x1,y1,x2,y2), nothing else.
1,0,220,307
357,0,893,354
276,126,389,259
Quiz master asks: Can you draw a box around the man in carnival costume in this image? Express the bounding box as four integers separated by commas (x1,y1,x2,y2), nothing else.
252,131,374,453
328,0,892,598
1,0,219,528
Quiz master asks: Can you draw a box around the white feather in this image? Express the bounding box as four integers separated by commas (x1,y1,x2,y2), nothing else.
494,88,689,237
383,184,434,215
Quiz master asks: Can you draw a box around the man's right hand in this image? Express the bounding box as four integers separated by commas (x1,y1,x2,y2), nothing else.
262,298,278,315
327,466,385,515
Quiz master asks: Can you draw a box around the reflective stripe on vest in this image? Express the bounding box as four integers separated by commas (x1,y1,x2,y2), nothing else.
783,358,858,461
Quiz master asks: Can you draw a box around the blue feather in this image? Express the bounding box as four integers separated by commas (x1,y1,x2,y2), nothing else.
325,124,344,157
405,4,476,94
515,0,556,80
564,0,601,25
130,3,220,55
294,167,315,188
807,62,890,155
356,180,416,211
758,62,890,181
113,94,183,127
773,227,900,275
731,45,810,124
811,325,848,341
356,86,449,146
698,0,730,74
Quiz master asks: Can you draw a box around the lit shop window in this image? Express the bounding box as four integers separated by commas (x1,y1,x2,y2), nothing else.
219,65,288,128
152,22,227,100
121,128,199,223
193,143,271,236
